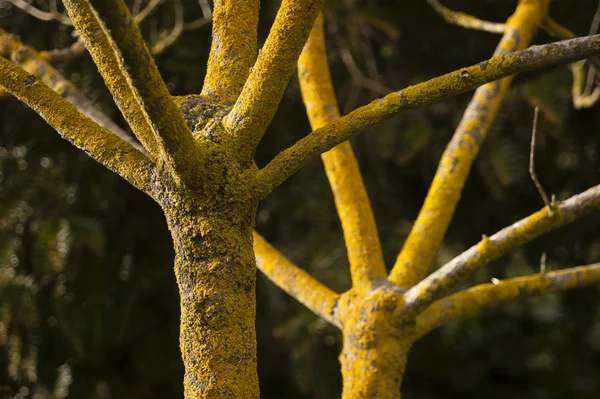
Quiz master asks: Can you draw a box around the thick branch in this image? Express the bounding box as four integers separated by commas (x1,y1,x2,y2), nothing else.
253,232,340,328
201,0,259,103
388,0,549,288
254,34,600,197
64,0,202,179
224,0,324,162
414,263,600,339
0,56,154,194
401,184,600,317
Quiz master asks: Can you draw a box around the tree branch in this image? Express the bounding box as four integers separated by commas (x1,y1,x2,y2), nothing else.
401,184,600,317
63,0,202,179
224,0,324,163
388,0,549,288
253,231,340,328
200,0,259,103
298,14,386,290
414,263,600,339
426,0,505,34
0,56,154,194
254,34,600,198
0,28,145,155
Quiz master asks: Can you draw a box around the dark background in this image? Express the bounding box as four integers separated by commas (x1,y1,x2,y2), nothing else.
1,0,600,398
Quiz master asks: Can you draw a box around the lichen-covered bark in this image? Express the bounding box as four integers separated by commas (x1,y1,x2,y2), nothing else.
337,286,411,399
389,0,550,288
298,14,386,290
160,190,259,399
201,0,259,103
256,33,600,196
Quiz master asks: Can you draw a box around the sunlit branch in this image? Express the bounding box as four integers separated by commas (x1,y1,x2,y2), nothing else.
426,0,505,34
414,263,600,339
224,0,324,163
64,0,202,179
401,184,600,317
298,14,386,290
0,56,154,194
7,0,72,25
254,34,600,198
0,28,145,154
201,0,259,103
388,0,549,288
253,232,340,328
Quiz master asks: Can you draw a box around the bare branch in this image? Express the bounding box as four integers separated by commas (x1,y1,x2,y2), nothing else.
529,106,552,209
388,1,549,289
254,232,340,328
414,263,600,339
298,13,386,291
254,34,600,198
224,0,324,163
200,0,259,103
426,0,505,34
401,184,600,317
150,0,184,55
7,0,72,25
0,56,154,194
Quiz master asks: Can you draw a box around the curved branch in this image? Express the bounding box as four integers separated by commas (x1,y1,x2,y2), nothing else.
253,232,340,328
299,14,386,290
401,184,600,317
254,34,600,197
8,0,72,25
0,56,154,194
224,0,324,163
427,0,505,34
388,0,549,288
201,0,259,103
414,263,600,339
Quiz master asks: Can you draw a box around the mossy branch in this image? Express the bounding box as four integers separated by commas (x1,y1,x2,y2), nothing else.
414,263,600,339
224,0,324,162
0,28,145,154
201,0,259,103
388,0,549,289
253,232,340,328
254,34,600,197
298,14,386,291
63,0,202,179
401,184,600,317
0,56,154,194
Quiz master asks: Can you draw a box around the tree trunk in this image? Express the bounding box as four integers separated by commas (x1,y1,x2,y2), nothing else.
163,196,259,399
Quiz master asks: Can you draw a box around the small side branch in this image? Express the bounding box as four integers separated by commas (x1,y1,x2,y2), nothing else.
254,34,600,198
253,232,340,328
298,14,386,290
0,56,154,194
427,0,505,34
414,263,600,339
7,0,72,25
388,0,549,289
224,0,324,162
529,106,552,209
201,0,259,103
401,184,600,316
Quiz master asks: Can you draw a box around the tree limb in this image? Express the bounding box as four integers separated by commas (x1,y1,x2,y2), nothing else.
414,263,600,339
401,184,600,317
200,0,259,103
63,0,202,179
298,14,386,291
224,0,324,163
253,231,340,328
426,0,505,34
254,34,600,197
388,0,549,289
0,56,154,194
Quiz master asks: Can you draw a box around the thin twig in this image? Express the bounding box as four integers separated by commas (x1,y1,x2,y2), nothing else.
7,0,72,25
540,252,547,275
584,0,600,95
529,106,552,211
426,0,505,34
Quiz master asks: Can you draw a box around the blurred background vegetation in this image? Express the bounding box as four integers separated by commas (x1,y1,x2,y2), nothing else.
1,0,600,398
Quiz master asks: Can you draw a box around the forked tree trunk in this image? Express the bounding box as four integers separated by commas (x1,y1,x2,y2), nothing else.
162,193,260,399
